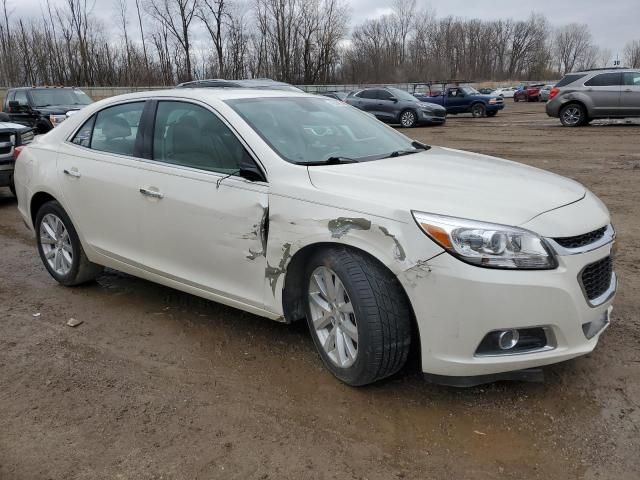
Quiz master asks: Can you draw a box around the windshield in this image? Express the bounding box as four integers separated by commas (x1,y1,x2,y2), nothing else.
226,97,417,164
460,86,479,95
29,89,93,108
387,87,418,102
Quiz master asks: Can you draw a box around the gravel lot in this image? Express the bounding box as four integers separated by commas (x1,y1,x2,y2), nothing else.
1,101,638,480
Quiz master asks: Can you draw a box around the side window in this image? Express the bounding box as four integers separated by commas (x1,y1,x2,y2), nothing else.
91,102,144,156
153,101,251,174
14,90,28,106
624,72,640,86
4,91,15,110
584,73,623,87
71,115,95,147
378,90,394,100
359,90,377,99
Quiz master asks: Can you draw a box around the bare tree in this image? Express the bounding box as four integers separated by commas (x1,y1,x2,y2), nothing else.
146,0,198,81
624,40,640,68
197,0,229,77
553,23,593,74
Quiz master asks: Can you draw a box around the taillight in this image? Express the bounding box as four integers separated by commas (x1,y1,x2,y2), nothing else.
13,145,24,161
549,87,560,100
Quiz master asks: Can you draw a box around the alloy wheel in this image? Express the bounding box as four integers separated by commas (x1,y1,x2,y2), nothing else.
39,213,73,276
561,106,582,126
308,266,358,368
400,111,416,127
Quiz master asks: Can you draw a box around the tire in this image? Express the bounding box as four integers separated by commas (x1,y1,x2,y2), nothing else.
514,96,519,102
471,103,486,118
9,181,16,197
36,121,52,134
486,111,497,117
35,200,103,286
559,103,587,127
399,110,417,128
304,247,412,386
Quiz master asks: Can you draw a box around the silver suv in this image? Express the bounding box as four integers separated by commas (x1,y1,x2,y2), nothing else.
546,68,640,126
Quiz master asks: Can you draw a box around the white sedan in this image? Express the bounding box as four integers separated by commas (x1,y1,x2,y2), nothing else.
14,89,616,386
493,87,518,98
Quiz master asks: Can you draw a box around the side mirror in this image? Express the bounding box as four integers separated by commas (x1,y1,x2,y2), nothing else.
389,96,398,102
239,158,266,182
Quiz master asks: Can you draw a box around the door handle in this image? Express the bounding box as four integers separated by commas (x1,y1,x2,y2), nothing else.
139,187,164,199
624,89,633,92
63,169,81,178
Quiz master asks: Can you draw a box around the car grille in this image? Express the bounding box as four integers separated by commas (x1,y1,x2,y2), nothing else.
554,226,607,249
434,110,446,118
0,145,11,155
0,133,11,143
581,256,613,301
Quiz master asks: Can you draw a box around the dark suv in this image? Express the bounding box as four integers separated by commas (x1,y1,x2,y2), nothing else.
0,112,34,195
3,87,94,133
346,87,447,127
546,68,640,126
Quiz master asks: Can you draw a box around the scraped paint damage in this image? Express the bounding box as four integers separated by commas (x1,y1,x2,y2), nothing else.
265,242,292,295
328,217,372,239
378,226,406,261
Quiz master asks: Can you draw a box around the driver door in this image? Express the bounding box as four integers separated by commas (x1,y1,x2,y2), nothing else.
137,99,269,309
375,89,399,122
445,88,466,113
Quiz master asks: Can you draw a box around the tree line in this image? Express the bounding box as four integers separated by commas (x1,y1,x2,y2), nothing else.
1,0,639,88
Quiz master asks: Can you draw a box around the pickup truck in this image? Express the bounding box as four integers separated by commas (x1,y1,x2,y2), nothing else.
414,86,505,117
0,113,34,195
3,86,93,133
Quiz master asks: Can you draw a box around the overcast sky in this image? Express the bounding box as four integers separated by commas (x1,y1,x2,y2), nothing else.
5,0,638,57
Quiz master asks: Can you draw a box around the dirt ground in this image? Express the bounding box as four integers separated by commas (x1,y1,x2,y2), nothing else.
1,102,638,480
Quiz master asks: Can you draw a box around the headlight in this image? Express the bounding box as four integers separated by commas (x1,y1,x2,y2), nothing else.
412,211,557,269
488,98,497,105
49,114,67,127
19,129,34,144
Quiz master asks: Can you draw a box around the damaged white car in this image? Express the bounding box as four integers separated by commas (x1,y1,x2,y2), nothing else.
14,89,616,386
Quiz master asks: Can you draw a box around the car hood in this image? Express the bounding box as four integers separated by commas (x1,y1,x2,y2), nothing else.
36,105,89,115
0,122,30,132
307,146,586,227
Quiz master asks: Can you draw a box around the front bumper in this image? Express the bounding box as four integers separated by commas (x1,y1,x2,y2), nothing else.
486,103,505,112
0,158,15,187
419,111,446,124
400,242,615,377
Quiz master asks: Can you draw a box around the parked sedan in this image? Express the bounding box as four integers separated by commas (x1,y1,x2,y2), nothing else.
493,87,517,98
538,85,554,102
346,87,446,127
15,89,616,387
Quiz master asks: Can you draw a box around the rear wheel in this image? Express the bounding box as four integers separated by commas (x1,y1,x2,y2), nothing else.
559,103,587,127
304,247,412,386
471,103,486,118
399,110,417,128
35,200,103,286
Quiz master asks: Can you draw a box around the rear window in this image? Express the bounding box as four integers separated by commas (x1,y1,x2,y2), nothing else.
584,73,623,87
555,74,586,88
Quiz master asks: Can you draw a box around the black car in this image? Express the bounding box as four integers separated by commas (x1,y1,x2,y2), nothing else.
345,87,447,127
0,112,34,195
177,78,303,92
3,87,94,133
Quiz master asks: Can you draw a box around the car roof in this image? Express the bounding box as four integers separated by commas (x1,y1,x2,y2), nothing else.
8,86,80,91
95,88,311,104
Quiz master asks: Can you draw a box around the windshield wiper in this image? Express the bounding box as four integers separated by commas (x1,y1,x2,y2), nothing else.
385,141,431,159
296,156,360,166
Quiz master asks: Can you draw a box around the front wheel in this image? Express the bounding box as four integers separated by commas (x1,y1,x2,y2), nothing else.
304,248,412,386
559,104,587,127
35,200,103,286
471,103,486,118
399,110,417,128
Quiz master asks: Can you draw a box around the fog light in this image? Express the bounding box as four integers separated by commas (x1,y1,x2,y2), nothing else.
498,329,519,350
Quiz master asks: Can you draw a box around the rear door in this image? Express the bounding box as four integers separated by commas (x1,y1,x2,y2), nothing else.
584,72,623,116
57,101,147,264
621,71,640,115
